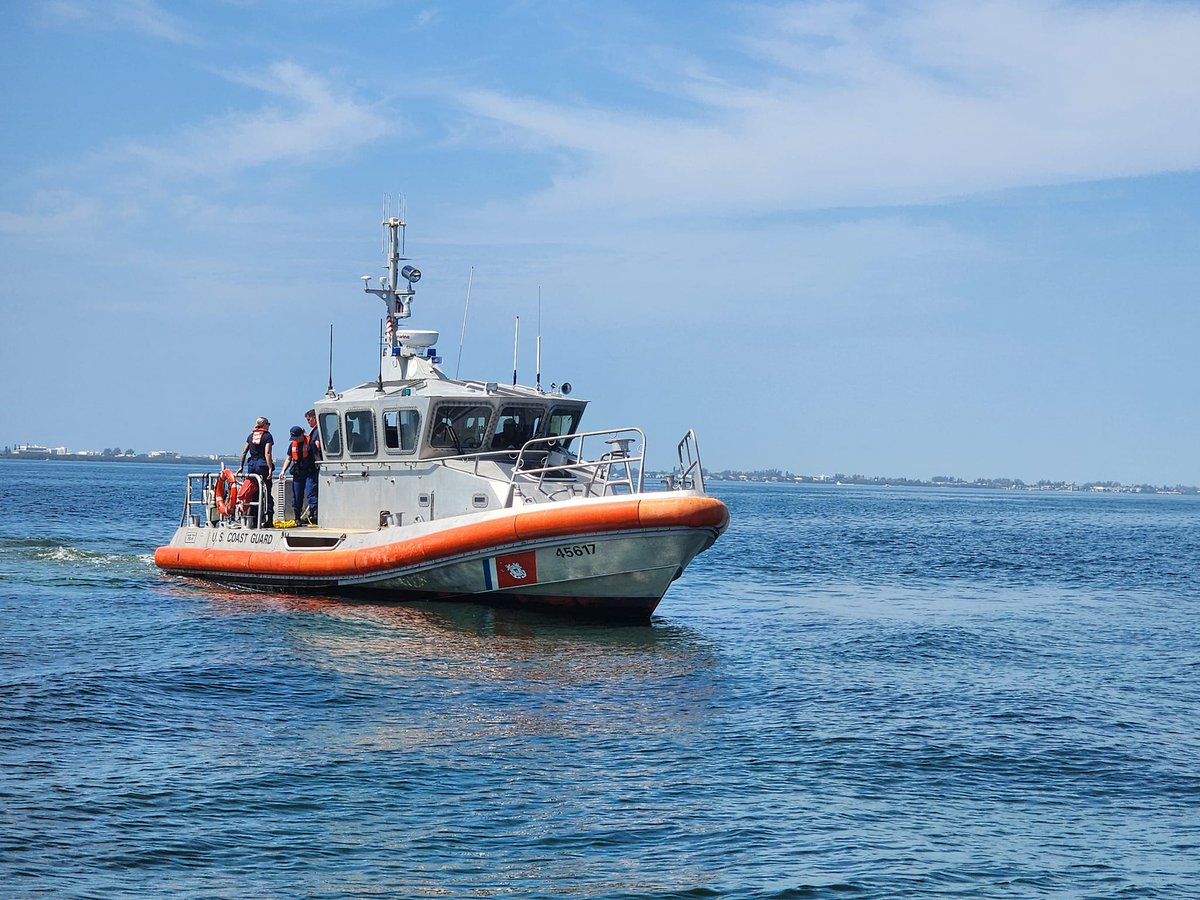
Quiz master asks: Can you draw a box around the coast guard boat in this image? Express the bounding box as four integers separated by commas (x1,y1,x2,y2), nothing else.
154,214,728,619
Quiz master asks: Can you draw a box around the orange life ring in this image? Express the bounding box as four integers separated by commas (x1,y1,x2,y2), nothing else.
214,468,237,516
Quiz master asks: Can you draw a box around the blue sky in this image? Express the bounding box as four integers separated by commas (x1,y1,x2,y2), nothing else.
2,0,1199,484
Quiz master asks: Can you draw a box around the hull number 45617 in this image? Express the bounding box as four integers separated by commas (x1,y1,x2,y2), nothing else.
556,543,596,558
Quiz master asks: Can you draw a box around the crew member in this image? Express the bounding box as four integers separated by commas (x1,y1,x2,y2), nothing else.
237,416,275,524
281,424,317,525
304,408,321,523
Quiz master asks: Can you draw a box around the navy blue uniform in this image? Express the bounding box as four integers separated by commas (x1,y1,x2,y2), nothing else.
287,433,318,524
242,426,274,521
304,420,322,523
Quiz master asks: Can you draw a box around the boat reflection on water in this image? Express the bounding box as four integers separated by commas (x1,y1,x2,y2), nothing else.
161,580,718,685
159,580,721,753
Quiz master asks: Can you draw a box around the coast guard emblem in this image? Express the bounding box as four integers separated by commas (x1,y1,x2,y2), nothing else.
489,550,538,589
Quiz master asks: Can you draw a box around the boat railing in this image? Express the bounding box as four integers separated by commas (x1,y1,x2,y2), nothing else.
507,428,646,501
181,472,215,527
180,471,270,529
663,429,706,492
433,427,646,502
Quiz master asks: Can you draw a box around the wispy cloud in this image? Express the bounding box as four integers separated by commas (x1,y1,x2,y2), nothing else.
453,0,1200,218
3,61,392,239
121,61,393,180
43,0,196,45
0,193,102,236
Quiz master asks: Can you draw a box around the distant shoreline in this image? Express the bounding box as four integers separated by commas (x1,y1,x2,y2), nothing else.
4,453,1194,495
692,470,1198,495
655,470,1197,495
0,452,236,466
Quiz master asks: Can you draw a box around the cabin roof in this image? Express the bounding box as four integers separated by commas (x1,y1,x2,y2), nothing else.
325,376,581,406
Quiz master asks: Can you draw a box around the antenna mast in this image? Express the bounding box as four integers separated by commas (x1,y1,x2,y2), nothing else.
326,324,335,397
536,287,542,393
456,266,474,380
376,319,385,392
512,316,520,386
362,199,421,357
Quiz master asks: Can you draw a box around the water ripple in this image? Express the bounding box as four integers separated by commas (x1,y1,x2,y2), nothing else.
2,466,1200,897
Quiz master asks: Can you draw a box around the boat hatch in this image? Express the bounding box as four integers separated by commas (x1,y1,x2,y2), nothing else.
284,532,347,550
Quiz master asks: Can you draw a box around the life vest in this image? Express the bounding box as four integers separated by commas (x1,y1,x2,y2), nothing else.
289,437,311,465
247,425,270,460
236,475,258,514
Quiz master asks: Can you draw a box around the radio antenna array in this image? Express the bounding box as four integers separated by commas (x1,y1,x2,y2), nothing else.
363,197,421,357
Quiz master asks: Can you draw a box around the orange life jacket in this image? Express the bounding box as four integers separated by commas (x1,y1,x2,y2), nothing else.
289,437,311,464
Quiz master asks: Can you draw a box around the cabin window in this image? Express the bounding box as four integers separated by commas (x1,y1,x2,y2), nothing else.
491,406,544,450
345,410,376,455
429,404,492,453
547,407,581,447
384,409,420,454
319,412,343,457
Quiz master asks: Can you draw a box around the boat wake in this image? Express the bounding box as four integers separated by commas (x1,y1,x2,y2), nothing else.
0,537,155,587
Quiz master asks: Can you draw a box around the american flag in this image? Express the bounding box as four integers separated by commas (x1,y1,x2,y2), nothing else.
385,314,394,342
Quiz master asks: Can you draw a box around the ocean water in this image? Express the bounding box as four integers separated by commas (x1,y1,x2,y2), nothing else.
2,459,1198,898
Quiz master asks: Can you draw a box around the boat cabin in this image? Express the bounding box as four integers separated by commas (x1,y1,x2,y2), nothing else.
313,384,587,464
296,369,615,531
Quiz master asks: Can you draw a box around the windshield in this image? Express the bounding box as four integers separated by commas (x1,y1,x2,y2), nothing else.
319,412,342,457
345,410,376,455
491,406,544,450
429,404,492,453
546,407,581,448
384,409,420,453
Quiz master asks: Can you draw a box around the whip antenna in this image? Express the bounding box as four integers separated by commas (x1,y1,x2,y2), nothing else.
456,266,474,380
536,287,542,392
326,324,335,397
512,316,520,386
376,319,385,393
381,196,388,255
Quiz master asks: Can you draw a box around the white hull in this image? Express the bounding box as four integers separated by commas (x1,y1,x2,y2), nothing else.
157,493,727,619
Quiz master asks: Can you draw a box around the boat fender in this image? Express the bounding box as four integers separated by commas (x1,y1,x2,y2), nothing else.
214,468,238,517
